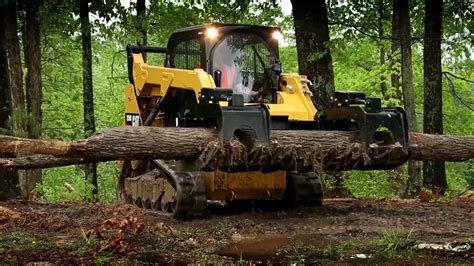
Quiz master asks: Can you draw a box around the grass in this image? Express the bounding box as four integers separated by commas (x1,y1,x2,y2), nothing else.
373,230,415,259
322,240,357,260
0,231,56,253
0,255,17,265
278,243,320,262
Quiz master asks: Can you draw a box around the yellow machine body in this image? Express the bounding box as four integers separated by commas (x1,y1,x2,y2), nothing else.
124,52,318,200
123,24,409,217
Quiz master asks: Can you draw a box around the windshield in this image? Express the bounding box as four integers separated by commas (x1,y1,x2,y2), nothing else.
212,32,272,102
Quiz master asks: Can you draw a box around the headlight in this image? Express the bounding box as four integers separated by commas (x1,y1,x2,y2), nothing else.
206,27,218,39
272,30,283,42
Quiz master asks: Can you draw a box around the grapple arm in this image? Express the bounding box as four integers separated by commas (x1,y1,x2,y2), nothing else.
323,91,410,163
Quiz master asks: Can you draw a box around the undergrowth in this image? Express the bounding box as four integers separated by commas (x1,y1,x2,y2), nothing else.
34,161,470,203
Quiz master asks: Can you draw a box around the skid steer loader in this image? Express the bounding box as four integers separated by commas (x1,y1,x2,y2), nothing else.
122,23,409,219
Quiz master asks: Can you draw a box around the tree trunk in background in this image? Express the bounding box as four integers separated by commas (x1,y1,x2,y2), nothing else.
80,0,98,200
24,0,43,195
0,6,21,200
399,0,421,195
136,0,147,62
5,1,26,135
390,0,402,100
291,0,335,109
423,0,446,194
377,0,387,99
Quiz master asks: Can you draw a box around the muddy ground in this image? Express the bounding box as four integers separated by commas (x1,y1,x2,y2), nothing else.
0,196,473,265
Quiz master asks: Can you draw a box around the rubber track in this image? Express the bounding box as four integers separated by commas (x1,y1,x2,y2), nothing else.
125,161,207,220
288,172,324,207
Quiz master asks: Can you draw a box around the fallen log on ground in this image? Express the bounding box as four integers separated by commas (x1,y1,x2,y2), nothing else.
0,155,89,169
0,127,472,171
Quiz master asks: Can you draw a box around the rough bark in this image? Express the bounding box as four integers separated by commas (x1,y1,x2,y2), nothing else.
291,0,335,108
409,133,473,162
399,0,421,193
0,6,21,200
423,0,446,193
80,0,98,199
25,0,42,139
0,128,472,170
377,0,387,98
5,1,26,134
136,0,147,61
24,0,43,193
390,0,402,100
0,155,88,168
0,9,10,131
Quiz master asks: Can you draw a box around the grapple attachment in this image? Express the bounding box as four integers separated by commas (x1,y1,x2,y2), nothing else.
324,91,410,153
200,88,271,145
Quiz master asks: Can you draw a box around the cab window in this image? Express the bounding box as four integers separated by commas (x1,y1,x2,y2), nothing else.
171,38,202,70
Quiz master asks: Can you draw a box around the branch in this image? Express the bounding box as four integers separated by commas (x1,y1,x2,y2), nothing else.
443,71,474,84
442,72,474,111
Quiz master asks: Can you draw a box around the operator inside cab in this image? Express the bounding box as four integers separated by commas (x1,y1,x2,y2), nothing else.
211,32,274,103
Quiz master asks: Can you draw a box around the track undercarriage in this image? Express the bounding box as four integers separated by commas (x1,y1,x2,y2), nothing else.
123,160,324,220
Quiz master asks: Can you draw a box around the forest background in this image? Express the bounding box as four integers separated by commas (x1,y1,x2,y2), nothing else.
0,0,472,202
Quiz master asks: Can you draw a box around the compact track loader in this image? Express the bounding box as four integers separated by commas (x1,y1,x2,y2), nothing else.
122,23,409,219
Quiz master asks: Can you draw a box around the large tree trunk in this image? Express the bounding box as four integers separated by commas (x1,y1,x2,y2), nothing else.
80,0,98,200
0,5,21,200
423,0,446,193
377,0,388,98
5,1,26,134
399,0,421,194
24,0,43,196
390,0,402,100
0,8,11,131
25,0,42,140
136,0,147,61
291,0,335,108
0,127,472,170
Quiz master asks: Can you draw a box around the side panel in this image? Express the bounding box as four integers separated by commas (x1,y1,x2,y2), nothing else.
132,53,216,102
201,170,287,200
124,84,142,125
268,74,317,121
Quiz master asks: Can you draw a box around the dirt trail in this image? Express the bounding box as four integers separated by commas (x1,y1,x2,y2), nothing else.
0,197,472,264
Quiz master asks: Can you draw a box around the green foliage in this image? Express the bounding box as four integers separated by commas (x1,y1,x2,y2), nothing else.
36,162,117,202
343,170,402,200
279,46,298,73
36,166,95,202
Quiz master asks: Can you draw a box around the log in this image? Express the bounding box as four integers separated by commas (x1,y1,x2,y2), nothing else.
409,133,474,161
0,155,89,168
0,127,472,170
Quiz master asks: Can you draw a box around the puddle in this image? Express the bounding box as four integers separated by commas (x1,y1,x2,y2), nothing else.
218,234,333,262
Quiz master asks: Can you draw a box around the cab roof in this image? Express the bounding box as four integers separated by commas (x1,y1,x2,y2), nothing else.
172,23,280,34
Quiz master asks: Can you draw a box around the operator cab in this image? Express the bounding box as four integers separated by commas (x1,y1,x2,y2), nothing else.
165,23,282,103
